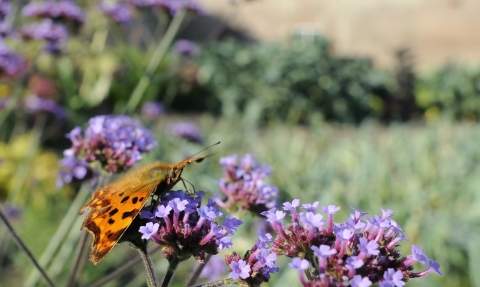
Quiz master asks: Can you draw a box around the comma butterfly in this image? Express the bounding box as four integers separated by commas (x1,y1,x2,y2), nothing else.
78,142,219,265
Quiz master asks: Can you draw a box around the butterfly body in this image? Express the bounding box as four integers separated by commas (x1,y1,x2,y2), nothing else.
79,155,210,265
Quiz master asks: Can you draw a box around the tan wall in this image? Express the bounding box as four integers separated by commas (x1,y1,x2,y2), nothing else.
202,0,480,71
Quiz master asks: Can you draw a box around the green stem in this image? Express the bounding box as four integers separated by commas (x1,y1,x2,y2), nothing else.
138,246,159,287
124,8,188,113
86,246,161,287
64,231,89,287
161,257,181,287
0,207,56,287
189,278,232,287
24,183,90,287
185,254,212,286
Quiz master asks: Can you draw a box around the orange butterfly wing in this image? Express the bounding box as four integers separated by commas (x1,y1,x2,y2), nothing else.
79,181,158,265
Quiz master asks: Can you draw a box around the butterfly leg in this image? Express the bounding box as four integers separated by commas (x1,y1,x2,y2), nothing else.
180,177,196,194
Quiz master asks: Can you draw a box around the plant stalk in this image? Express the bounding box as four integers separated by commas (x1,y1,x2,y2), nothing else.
138,246,159,287
162,257,180,287
0,207,56,287
124,7,188,113
185,254,212,286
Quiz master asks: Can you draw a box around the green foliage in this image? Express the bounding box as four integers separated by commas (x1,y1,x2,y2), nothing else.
416,64,480,122
194,36,392,124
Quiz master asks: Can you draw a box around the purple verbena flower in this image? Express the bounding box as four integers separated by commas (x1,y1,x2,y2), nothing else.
174,39,200,58
24,94,67,119
0,42,26,77
216,153,279,216
57,115,157,186
225,229,278,286
99,2,133,24
168,121,203,143
22,1,86,26
21,19,68,53
139,222,159,240
141,101,164,121
138,190,239,263
265,201,443,287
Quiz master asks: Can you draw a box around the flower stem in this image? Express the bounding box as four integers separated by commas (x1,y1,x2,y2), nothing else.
138,246,159,287
0,207,56,287
124,7,188,113
185,254,212,286
86,246,161,287
189,278,231,287
162,257,181,287
64,231,89,287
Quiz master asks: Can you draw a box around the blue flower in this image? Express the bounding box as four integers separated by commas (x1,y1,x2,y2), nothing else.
174,39,200,58
168,121,203,143
99,2,133,24
289,258,309,271
141,101,164,121
139,222,159,240
138,190,240,262
216,153,279,215
58,115,157,186
229,260,250,280
22,1,85,25
0,42,25,77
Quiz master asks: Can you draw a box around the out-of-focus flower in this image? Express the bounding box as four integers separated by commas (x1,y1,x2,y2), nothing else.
0,42,26,77
0,0,11,22
21,19,68,53
200,256,227,281
57,156,91,188
225,228,279,286
168,121,203,143
22,0,86,26
141,101,164,121
215,154,278,215
24,94,67,119
99,2,133,24
131,0,205,16
57,115,157,186
137,190,241,263
174,39,200,58
269,201,443,287
2,204,21,220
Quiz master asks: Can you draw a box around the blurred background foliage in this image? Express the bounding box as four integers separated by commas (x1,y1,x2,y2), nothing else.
0,0,479,287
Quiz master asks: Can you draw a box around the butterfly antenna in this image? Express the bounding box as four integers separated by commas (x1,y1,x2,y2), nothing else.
186,141,221,159
180,177,196,194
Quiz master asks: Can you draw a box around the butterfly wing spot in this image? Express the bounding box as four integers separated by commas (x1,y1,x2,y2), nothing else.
122,209,137,220
108,219,115,225
108,208,119,217
120,196,130,203
139,197,144,202
132,197,138,204
118,192,124,197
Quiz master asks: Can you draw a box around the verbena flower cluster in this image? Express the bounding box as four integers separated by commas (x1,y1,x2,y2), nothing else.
225,228,279,286
216,154,279,215
99,2,133,24
261,200,443,287
58,115,157,186
0,2,25,77
138,190,242,262
21,0,85,53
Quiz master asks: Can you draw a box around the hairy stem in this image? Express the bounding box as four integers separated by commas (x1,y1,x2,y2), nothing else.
190,278,231,287
162,257,180,287
86,246,161,287
138,246,159,287
0,207,56,287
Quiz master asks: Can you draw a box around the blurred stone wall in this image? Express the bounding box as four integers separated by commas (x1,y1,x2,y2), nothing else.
201,0,480,71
